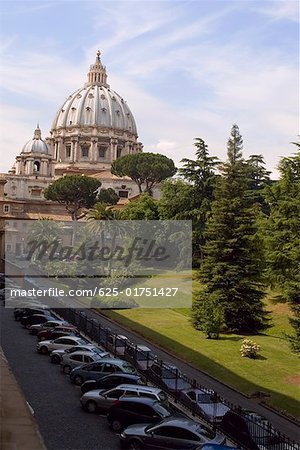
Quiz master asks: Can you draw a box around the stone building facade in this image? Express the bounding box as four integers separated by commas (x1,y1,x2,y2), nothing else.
0,51,155,260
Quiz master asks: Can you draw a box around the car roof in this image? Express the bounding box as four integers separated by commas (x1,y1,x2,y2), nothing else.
183,388,214,395
115,384,162,393
102,373,140,379
114,397,159,405
81,358,130,367
65,351,101,357
29,314,52,318
54,336,84,342
133,345,152,352
155,417,201,429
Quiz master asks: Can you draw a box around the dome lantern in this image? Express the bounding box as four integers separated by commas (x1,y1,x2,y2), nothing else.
86,50,109,87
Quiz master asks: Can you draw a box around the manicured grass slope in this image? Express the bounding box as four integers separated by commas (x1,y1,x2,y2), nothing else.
103,298,300,418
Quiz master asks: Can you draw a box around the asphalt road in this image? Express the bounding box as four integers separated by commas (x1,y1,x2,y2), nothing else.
0,303,119,450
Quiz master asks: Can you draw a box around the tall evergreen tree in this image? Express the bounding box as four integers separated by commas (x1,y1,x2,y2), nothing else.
265,149,300,352
192,125,269,334
179,138,219,266
246,154,272,215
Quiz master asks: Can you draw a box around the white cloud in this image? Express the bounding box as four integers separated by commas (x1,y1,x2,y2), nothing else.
0,1,298,177
253,0,299,22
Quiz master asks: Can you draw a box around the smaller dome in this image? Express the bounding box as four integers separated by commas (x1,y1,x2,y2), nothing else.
22,125,49,154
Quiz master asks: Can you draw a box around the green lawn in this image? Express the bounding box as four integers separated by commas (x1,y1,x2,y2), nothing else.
101,295,300,419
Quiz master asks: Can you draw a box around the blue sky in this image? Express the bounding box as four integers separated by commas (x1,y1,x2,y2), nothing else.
0,0,298,176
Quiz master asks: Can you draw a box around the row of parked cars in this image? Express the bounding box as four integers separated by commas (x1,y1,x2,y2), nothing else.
8,285,285,450
11,296,238,450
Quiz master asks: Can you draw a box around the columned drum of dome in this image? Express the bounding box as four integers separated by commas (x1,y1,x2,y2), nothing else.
49,51,143,175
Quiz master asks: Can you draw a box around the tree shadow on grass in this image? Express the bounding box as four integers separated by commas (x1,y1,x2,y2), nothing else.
104,310,300,420
218,335,244,342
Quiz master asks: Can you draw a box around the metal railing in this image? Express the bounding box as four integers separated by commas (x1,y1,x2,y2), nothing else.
53,307,300,450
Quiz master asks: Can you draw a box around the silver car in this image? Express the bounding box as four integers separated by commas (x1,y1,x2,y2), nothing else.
30,319,67,335
80,384,168,413
37,336,88,354
180,388,230,422
61,351,105,374
50,344,109,364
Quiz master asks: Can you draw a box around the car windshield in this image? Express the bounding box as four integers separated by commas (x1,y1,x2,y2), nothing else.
153,403,172,417
136,352,151,361
158,391,168,402
162,369,177,379
195,425,215,440
92,348,106,354
122,363,136,373
198,393,216,403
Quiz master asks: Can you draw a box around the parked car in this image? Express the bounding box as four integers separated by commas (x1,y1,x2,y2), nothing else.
30,320,68,335
124,344,153,371
9,300,46,309
107,397,174,432
61,351,106,374
70,358,137,386
103,333,129,355
148,362,191,392
80,384,168,413
21,314,55,329
220,411,282,450
81,373,145,395
14,307,50,321
196,445,240,450
37,325,78,341
119,417,225,449
179,388,230,423
50,345,109,364
37,336,88,355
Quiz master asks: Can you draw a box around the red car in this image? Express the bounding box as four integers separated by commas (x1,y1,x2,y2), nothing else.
37,325,79,341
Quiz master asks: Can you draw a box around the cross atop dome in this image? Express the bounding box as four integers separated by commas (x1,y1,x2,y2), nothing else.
86,50,109,87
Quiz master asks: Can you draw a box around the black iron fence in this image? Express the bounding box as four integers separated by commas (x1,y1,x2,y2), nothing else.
53,307,299,450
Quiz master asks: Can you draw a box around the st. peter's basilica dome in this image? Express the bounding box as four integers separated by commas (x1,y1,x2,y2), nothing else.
48,51,142,174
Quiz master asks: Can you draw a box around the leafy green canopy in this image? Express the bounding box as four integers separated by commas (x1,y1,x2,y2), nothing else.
97,188,119,206
111,152,177,195
44,175,101,220
121,194,160,220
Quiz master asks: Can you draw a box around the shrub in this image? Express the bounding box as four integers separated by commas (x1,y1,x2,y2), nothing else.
240,339,261,358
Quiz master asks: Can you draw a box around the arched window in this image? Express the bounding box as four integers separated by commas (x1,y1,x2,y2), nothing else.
33,161,40,172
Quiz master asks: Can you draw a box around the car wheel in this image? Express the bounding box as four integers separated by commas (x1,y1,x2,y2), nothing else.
40,346,48,355
128,440,142,450
63,365,71,374
25,324,32,330
85,400,97,413
39,336,45,341
31,329,38,335
111,419,122,432
74,375,83,386
51,355,60,364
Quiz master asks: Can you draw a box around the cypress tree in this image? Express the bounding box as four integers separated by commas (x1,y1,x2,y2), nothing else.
192,125,269,334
